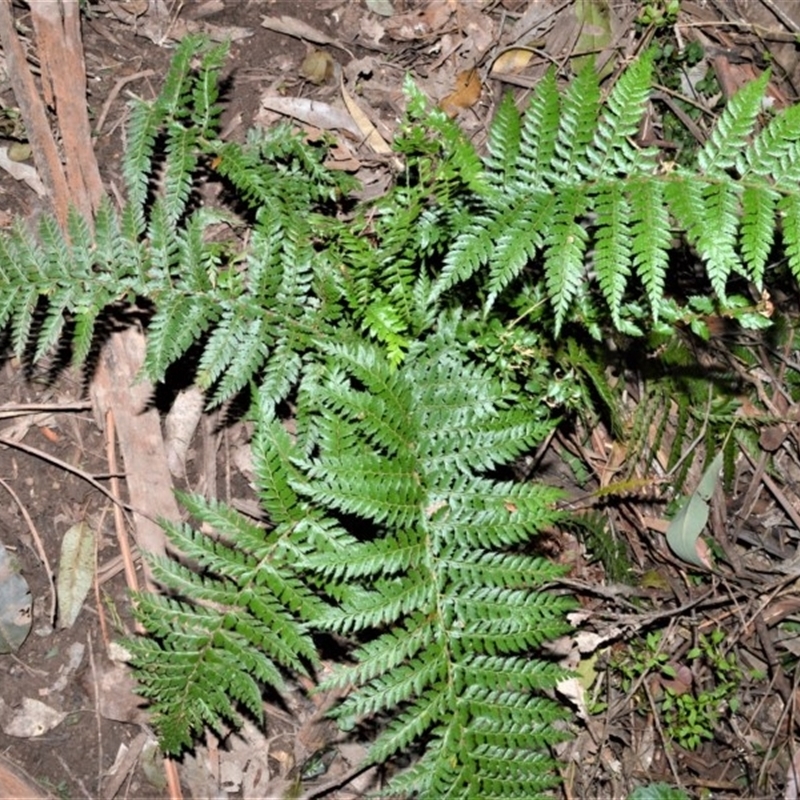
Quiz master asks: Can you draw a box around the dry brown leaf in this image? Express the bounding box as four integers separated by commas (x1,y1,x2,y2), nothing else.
321,137,362,172
385,6,437,41
505,0,558,44
360,15,387,44
457,3,496,55
440,68,482,117
259,95,362,138
423,0,455,30
300,50,336,85
339,81,393,154
491,47,534,75
261,14,353,56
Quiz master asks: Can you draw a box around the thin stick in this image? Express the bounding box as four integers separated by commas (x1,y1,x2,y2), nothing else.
87,633,104,798
0,434,154,522
94,69,155,135
165,757,183,800
105,409,140,594
0,476,56,625
0,400,93,418
93,508,111,649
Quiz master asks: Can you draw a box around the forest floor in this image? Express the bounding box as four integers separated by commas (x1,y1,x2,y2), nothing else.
2,1,800,798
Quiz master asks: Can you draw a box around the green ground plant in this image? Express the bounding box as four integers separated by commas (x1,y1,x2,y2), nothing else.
1,34,800,797
615,629,747,751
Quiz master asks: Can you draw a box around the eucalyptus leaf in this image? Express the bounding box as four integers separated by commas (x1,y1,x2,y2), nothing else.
665,451,722,568
56,522,95,629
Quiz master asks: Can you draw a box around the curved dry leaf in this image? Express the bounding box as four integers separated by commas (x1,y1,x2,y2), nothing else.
491,48,534,76
440,69,482,117
260,95,362,138
261,14,353,56
339,82,393,154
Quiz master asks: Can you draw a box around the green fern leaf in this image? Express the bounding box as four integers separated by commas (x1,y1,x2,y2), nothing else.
554,60,601,177
586,52,655,176
697,70,769,176
207,316,271,405
145,291,220,381
738,101,800,187
592,180,632,324
129,489,321,754
161,121,199,227
629,176,671,317
485,92,522,186
486,194,555,303
544,187,589,332
779,192,800,281
123,99,161,221
300,334,574,794
696,180,742,297
514,68,560,190
433,212,500,298
740,184,777,287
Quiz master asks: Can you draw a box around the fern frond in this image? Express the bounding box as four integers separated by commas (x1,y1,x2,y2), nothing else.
698,70,769,177
513,68,560,190
154,34,206,118
205,314,271,404
696,180,742,297
779,192,800,281
433,211,498,298
122,99,162,221
486,193,554,303
300,334,574,793
190,40,228,133
738,101,800,186
485,93,522,186
144,291,221,381
592,180,632,325
161,121,199,226
629,176,671,317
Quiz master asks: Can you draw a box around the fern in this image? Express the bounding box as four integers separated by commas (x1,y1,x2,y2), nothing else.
3,36,800,798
